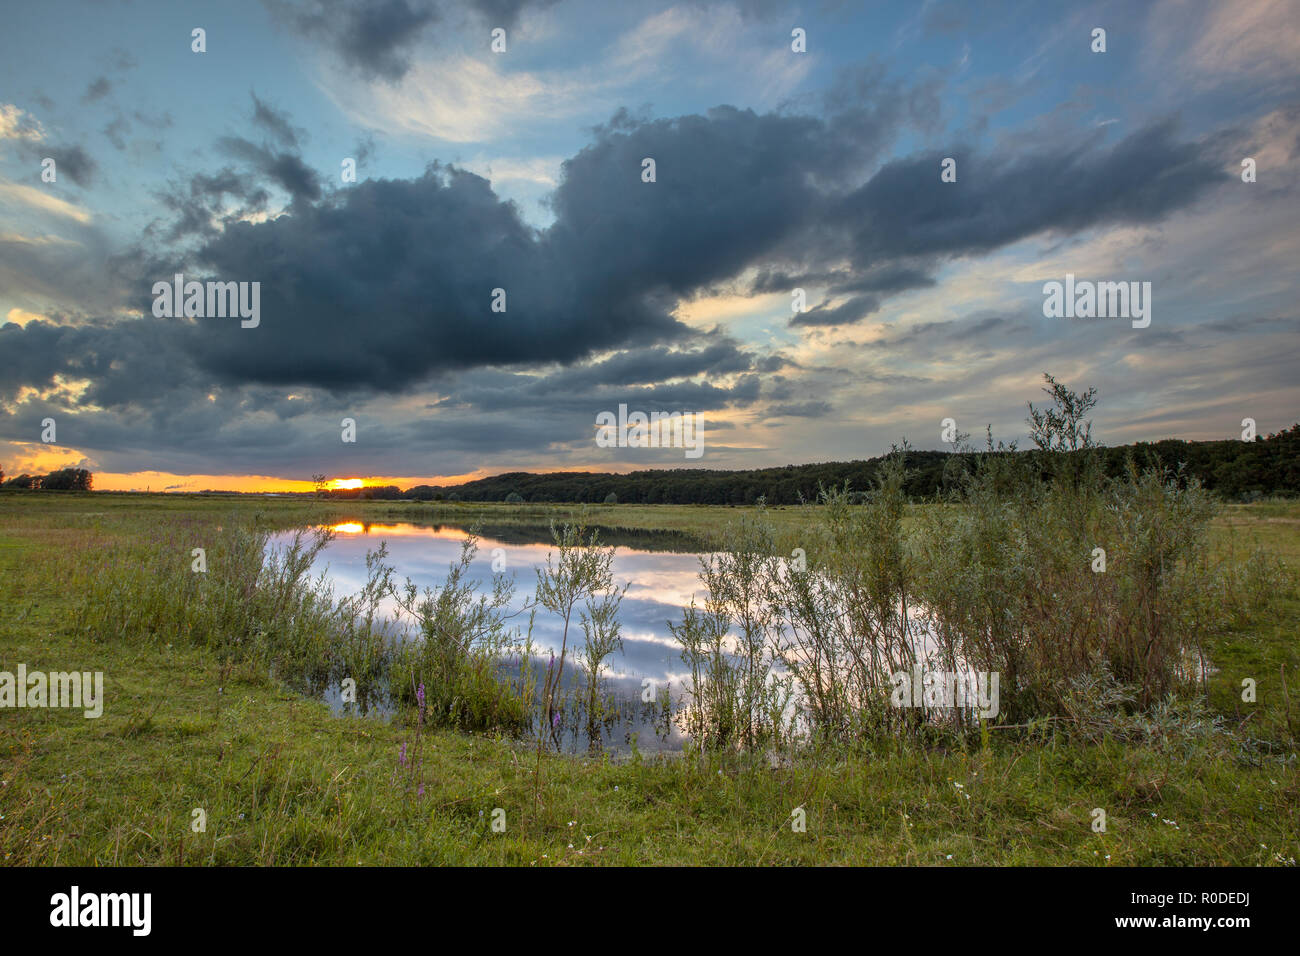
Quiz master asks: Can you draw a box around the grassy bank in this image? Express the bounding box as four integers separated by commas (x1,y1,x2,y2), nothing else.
1,494,1297,865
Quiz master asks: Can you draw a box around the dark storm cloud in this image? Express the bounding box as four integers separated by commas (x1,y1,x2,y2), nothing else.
547,106,852,300
1,100,1236,473
790,294,881,328
182,155,704,390
0,361,602,477
389,413,567,457
156,167,271,240
11,139,98,186
264,0,563,80
840,265,938,295
756,354,794,373
351,134,376,169
145,96,308,240
173,104,884,392
821,61,947,147
468,0,560,29
48,143,97,186
749,263,935,299
0,320,71,397
336,0,438,79
835,120,1224,264
787,119,1226,327
250,93,302,149
216,136,321,202
0,317,194,408
550,342,754,389
264,0,440,82
442,366,763,416
7,107,1228,397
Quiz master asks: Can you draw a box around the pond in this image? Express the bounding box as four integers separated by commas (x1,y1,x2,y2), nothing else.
268,521,711,752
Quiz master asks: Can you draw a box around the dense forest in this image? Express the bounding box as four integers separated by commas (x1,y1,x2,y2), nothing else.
398,426,1299,505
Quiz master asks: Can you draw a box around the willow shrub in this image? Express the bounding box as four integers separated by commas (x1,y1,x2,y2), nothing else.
388,531,534,735
676,376,1283,749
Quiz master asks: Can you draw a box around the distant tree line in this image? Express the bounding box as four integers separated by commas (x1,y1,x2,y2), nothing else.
383,425,1298,505
320,484,406,500
3,425,1294,503
0,467,93,491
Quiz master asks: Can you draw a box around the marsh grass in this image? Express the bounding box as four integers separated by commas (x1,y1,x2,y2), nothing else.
533,515,623,749
54,511,542,739
42,503,667,754
672,378,1296,753
387,530,536,735
1,487,1297,865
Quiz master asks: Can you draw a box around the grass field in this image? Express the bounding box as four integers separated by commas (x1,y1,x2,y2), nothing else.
1,492,1297,865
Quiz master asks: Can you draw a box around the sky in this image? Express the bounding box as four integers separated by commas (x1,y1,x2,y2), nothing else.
1,0,1297,492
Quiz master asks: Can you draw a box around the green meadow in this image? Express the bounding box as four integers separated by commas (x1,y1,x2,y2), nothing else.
1,491,1297,866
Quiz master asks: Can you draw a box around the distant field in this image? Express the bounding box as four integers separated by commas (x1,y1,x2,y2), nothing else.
0,489,799,539
1,492,1296,865
2,488,1296,558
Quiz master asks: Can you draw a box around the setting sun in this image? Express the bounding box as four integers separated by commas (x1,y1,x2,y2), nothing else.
331,478,364,490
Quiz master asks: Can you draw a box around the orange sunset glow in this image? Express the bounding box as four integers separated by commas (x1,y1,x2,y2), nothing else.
0,441,501,492
0,441,690,494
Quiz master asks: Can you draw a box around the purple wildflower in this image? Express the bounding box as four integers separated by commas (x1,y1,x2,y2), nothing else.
399,742,407,766
416,682,425,707
552,711,561,729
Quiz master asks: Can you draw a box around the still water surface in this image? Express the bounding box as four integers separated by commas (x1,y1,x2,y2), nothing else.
268,521,710,750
